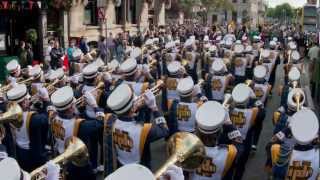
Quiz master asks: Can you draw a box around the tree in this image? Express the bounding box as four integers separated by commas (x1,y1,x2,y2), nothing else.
267,3,294,20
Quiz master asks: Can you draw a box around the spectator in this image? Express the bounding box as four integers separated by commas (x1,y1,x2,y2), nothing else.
310,44,320,102
50,41,64,70
106,33,115,61
98,36,108,63
25,43,34,66
17,41,28,68
44,39,54,70
79,36,90,55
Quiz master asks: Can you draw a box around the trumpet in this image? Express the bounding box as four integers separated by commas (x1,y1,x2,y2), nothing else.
30,137,89,180
0,103,23,128
0,77,34,93
133,80,164,110
294,92,304,112
245,79,253,87
154,132,206,178
75,82,105,106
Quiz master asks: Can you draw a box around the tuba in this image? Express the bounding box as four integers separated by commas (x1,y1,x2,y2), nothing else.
30,137,89,180
0,103,23,128
154,132,206,178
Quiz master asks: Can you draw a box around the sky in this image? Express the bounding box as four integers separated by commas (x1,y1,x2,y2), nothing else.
267,0,307,8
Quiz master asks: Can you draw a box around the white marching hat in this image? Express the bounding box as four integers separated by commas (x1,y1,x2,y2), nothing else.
211,59,226,73
130,48,142,59
245,45,253,52
107,83,134,115
29,65,42,78
288,42,297,50
6,60,20,73
165,41,175,49
145,39,154,46
272,37,278,42
269,41,277,48
235,40,241,44
234,44,244,54
167,61,182,75
83,63,98,79
288,67,301,82
261,49,270,59
177,77,194,97
287,88,305,111
51,86,75,111
7,84,28,103
108,59,120,71
120,58,138,76
254,65,267,80
209,45,217,52
0,157,30,180
232,83,251,104
204,35,209,41
184,39,193,48
105,164,155,180
289,109,319,145
291,50,300,62
48,68,65,81
196,101,226,134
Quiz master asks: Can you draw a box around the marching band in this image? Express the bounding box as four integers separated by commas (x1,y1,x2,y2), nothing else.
0,23,319,180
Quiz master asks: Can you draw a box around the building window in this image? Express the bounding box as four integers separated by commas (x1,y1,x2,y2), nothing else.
212,15,217,24
242,0,246,3
232,11,237,22
84,0,98,25
115,2,122,24
233,0,237,3
128,0,137,24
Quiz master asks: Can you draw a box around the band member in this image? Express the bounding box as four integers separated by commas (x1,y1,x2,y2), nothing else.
271,109,319,180
184,38,200,83
6,59,22,85
6,84,48,172
229,83,258,179
119,58,153,96
202,45,218,76
189,101,238,180
278,67,301,108
167,77,202,134
106,83,168,169
204,59,233,102
244,45,255,78
251,65,272,151
232,43,247,84
50,86,103,179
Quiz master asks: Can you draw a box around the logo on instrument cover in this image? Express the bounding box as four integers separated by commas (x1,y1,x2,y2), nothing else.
176,104,191,121
166,78,178,90
230,111,246,128
211,78,223,91
113,129,134,152
51,120,65,141
287,161,313,179
196,157,217,177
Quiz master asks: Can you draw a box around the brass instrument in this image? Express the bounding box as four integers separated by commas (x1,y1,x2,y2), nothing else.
133,80,164,111
222,93,232,109
245,79,253,87
30,137,89,180
154,132,206,178
75,82,105,106
294,92,302,112
0,77,34,93
292,81,298,89
258,48,263,65
0,103,23,128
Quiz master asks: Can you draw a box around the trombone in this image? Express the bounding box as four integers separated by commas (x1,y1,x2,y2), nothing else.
0,103,23,128
0,77,34,93
30,137,89,180
154,132,205,178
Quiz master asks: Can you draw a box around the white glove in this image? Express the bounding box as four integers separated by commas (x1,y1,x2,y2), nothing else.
103,72,112,82
69,75,79,84
84,92,98,108
45,160,60,180
192,84,201,96
47,105,56,112
143,90,157,110
38,87,49,101
142,64,150,75
160,165,184,180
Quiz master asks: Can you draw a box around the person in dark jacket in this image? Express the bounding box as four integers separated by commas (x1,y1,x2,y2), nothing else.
50,41,64,70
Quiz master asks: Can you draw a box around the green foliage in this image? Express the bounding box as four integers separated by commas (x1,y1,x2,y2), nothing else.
267,3,294,19
202,0,234,12
25,29,38,44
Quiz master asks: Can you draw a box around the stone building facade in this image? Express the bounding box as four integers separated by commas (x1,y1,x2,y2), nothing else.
207,0,266,28
68,0,168,42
